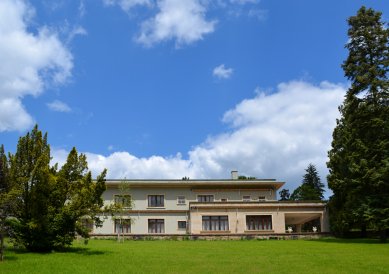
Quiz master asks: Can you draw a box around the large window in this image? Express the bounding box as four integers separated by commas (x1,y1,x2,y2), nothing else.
114,219,131,233
114,195,132,208
148,195,164,207
202,216,229,231
246,215,272,231
148,219,165,233
197,195,214,202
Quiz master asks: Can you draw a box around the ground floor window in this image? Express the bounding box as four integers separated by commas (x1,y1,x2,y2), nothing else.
114,219,131,233
202,216,229,231
246,215,272,231
148,219,165,233
178,221,187,229
80,218,94,232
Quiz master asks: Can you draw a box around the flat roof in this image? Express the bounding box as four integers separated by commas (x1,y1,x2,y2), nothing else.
104,179,285,190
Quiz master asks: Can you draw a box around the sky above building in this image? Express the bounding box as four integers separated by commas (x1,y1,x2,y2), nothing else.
0,0,388,195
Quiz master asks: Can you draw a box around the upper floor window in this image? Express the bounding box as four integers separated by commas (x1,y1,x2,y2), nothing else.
177,196,186,205
258,196,266,201
242,195,251,202
148,195,164,207
197,195,214,202
114,195,132,208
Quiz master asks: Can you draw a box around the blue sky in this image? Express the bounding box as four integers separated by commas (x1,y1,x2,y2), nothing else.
0,0,388,193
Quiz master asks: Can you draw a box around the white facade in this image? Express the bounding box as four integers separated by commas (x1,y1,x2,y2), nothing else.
92,178,329,236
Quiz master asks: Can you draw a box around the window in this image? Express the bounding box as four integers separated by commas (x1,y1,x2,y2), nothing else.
220,198,227,202
148,195,164,207
202,216,229,231
258,196,266,201
80,218,94,232
242,195,251,202
148,219,165,233
114,219,131,233
197,195,214,202
177,196,186,205
246,215,272,231
178,221,187,229
114,195,132,208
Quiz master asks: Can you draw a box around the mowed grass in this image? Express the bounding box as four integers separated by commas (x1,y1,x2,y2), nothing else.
1,238,389,274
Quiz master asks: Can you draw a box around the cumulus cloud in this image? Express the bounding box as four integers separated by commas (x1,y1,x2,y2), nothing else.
52,80,346,192
47,100,72,112
0,0,73,131
213,64,233,79
136,0,216,47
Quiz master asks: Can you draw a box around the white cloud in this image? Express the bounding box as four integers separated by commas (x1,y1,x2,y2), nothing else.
103,0,152,11
230,0,259,4
47,100,72,112
0,0,73,131
213,64,233,79
52,80,346,193
136,0,216,47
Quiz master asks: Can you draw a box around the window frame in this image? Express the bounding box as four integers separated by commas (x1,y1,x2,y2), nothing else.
245,215,273,231
147,195,165,208
113,194,132,208
242,195,251,202
114,219,131,234
197,195,215,203
177,221,187,229
148,219,165,234
201,216,229,231
177,196,186,205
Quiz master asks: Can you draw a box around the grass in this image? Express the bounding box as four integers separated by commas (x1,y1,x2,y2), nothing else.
1,238,389,273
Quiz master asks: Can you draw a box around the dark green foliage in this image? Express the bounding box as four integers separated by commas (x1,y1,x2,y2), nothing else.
290,164,324,201
278,189,290,201
6,125,107,251
327,7,389,241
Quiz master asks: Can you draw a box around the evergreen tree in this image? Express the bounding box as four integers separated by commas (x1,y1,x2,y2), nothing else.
327,7,389,241
291,164,324,201
279,189,290,201
0,145,11,261
8,125,107,251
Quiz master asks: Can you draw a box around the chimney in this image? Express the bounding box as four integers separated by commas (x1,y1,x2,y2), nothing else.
231,170,238,180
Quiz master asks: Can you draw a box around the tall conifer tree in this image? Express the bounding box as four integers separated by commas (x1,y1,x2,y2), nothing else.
327,7,389,241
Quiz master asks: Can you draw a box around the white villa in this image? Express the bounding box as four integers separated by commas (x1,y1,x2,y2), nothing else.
92,171,329,237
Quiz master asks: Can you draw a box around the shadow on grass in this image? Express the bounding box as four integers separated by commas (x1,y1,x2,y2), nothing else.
8,246,109,256
308,237,387,244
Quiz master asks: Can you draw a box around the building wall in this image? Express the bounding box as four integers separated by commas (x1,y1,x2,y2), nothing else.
96,186,275,235
102,187,275,211
94,212,188,235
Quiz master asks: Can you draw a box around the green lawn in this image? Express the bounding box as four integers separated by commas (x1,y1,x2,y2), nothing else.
1,238,388,273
